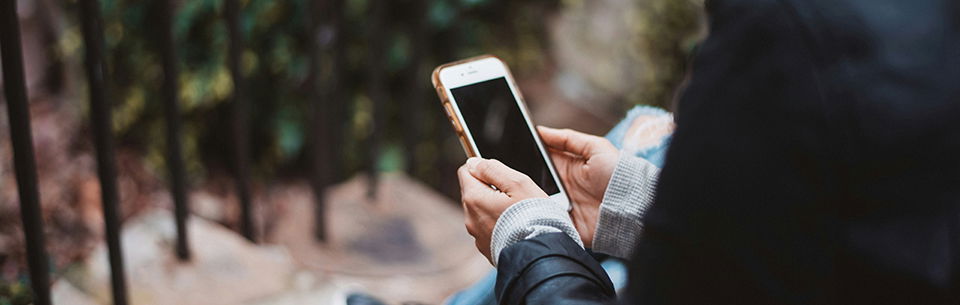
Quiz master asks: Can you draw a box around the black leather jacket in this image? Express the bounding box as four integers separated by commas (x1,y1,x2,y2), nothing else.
495,0,960,304
495,233,616,304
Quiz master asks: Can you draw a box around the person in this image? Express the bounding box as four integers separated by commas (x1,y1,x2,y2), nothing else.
445,106,673,305
457,0,960,304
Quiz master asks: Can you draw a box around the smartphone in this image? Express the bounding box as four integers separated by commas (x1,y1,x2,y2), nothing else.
432,55,570,209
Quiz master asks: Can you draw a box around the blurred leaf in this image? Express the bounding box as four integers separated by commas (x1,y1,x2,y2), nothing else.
460,0,487,8
112,86,145,132
242,50,259,76
387,35,411,72
378,143,405,172
428,0,456,29
352,94,372,139
346,0,369,19
276,115,304,160
56,27,82,59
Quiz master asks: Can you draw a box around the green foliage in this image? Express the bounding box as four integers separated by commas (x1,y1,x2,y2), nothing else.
634,0,704,107
55,0,563,184
0,281,32,305
53,0,703,190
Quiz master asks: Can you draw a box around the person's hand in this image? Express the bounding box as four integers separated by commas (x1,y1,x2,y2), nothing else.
458,157,549,261
538,126,619,248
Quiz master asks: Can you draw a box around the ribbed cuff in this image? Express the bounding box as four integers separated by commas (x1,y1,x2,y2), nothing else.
592,153,659,259
490,197,583,266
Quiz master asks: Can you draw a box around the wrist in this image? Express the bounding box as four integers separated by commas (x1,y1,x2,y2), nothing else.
490,197,583,266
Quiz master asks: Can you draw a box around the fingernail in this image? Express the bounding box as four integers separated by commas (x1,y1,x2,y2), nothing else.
466,157,481,170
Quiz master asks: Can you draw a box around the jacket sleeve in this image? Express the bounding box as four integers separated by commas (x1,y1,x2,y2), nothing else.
495,232,617,305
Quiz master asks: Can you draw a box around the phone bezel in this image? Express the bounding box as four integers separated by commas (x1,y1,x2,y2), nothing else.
433,55,571,209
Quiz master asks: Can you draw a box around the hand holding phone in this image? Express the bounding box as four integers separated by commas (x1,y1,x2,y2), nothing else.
457,157,550,260
536,126,619,248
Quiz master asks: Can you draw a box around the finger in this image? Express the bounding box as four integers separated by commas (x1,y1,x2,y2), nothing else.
546,147,580,162
545,147,577,176
458,165,495,201
538,126,610,157
466,157,533,195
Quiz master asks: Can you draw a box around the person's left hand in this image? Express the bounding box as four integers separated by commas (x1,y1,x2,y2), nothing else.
458,157,549,261
537,126,619,248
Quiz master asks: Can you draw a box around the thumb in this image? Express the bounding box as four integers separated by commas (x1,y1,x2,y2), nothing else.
458,165,497,200
466,157,533,195
538,126,610,157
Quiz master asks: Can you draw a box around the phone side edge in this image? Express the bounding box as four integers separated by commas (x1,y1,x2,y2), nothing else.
431,58,486,158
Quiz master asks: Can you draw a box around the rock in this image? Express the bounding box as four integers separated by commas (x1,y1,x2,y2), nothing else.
53,209,296,305
245,272,347,305
51,280,99,305
268,173,491,304
50,172,491,305
190,191,226,223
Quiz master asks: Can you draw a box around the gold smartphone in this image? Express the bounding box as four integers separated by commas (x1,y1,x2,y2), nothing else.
432,55,570,209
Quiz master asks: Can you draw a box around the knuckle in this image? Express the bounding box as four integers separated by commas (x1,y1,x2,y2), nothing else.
456,168,468,183
503,176,533,191
489,159,508,171
457,165,471,177
506,176,525,187
465,222,476,235
589,136,613,149
476,160,493,172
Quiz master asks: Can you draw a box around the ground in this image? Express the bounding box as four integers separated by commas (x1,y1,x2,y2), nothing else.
49,174,491,305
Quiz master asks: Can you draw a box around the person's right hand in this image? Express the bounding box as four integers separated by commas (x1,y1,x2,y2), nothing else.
538,126,619,248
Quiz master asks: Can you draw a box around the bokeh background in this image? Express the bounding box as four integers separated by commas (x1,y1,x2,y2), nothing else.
1,0,704,304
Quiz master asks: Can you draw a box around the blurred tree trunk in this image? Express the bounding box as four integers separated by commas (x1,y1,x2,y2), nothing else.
307,0,346,241
224,0,255,242
154,0,191,260
364,0,387,199
329,1,347,184
306,0,324,242
404,0,428,175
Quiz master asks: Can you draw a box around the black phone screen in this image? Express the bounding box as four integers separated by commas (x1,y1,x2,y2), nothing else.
450,77,560,195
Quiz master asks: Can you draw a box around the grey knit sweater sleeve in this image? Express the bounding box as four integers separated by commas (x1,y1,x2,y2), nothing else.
490,197,583,266
592,153,660,259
